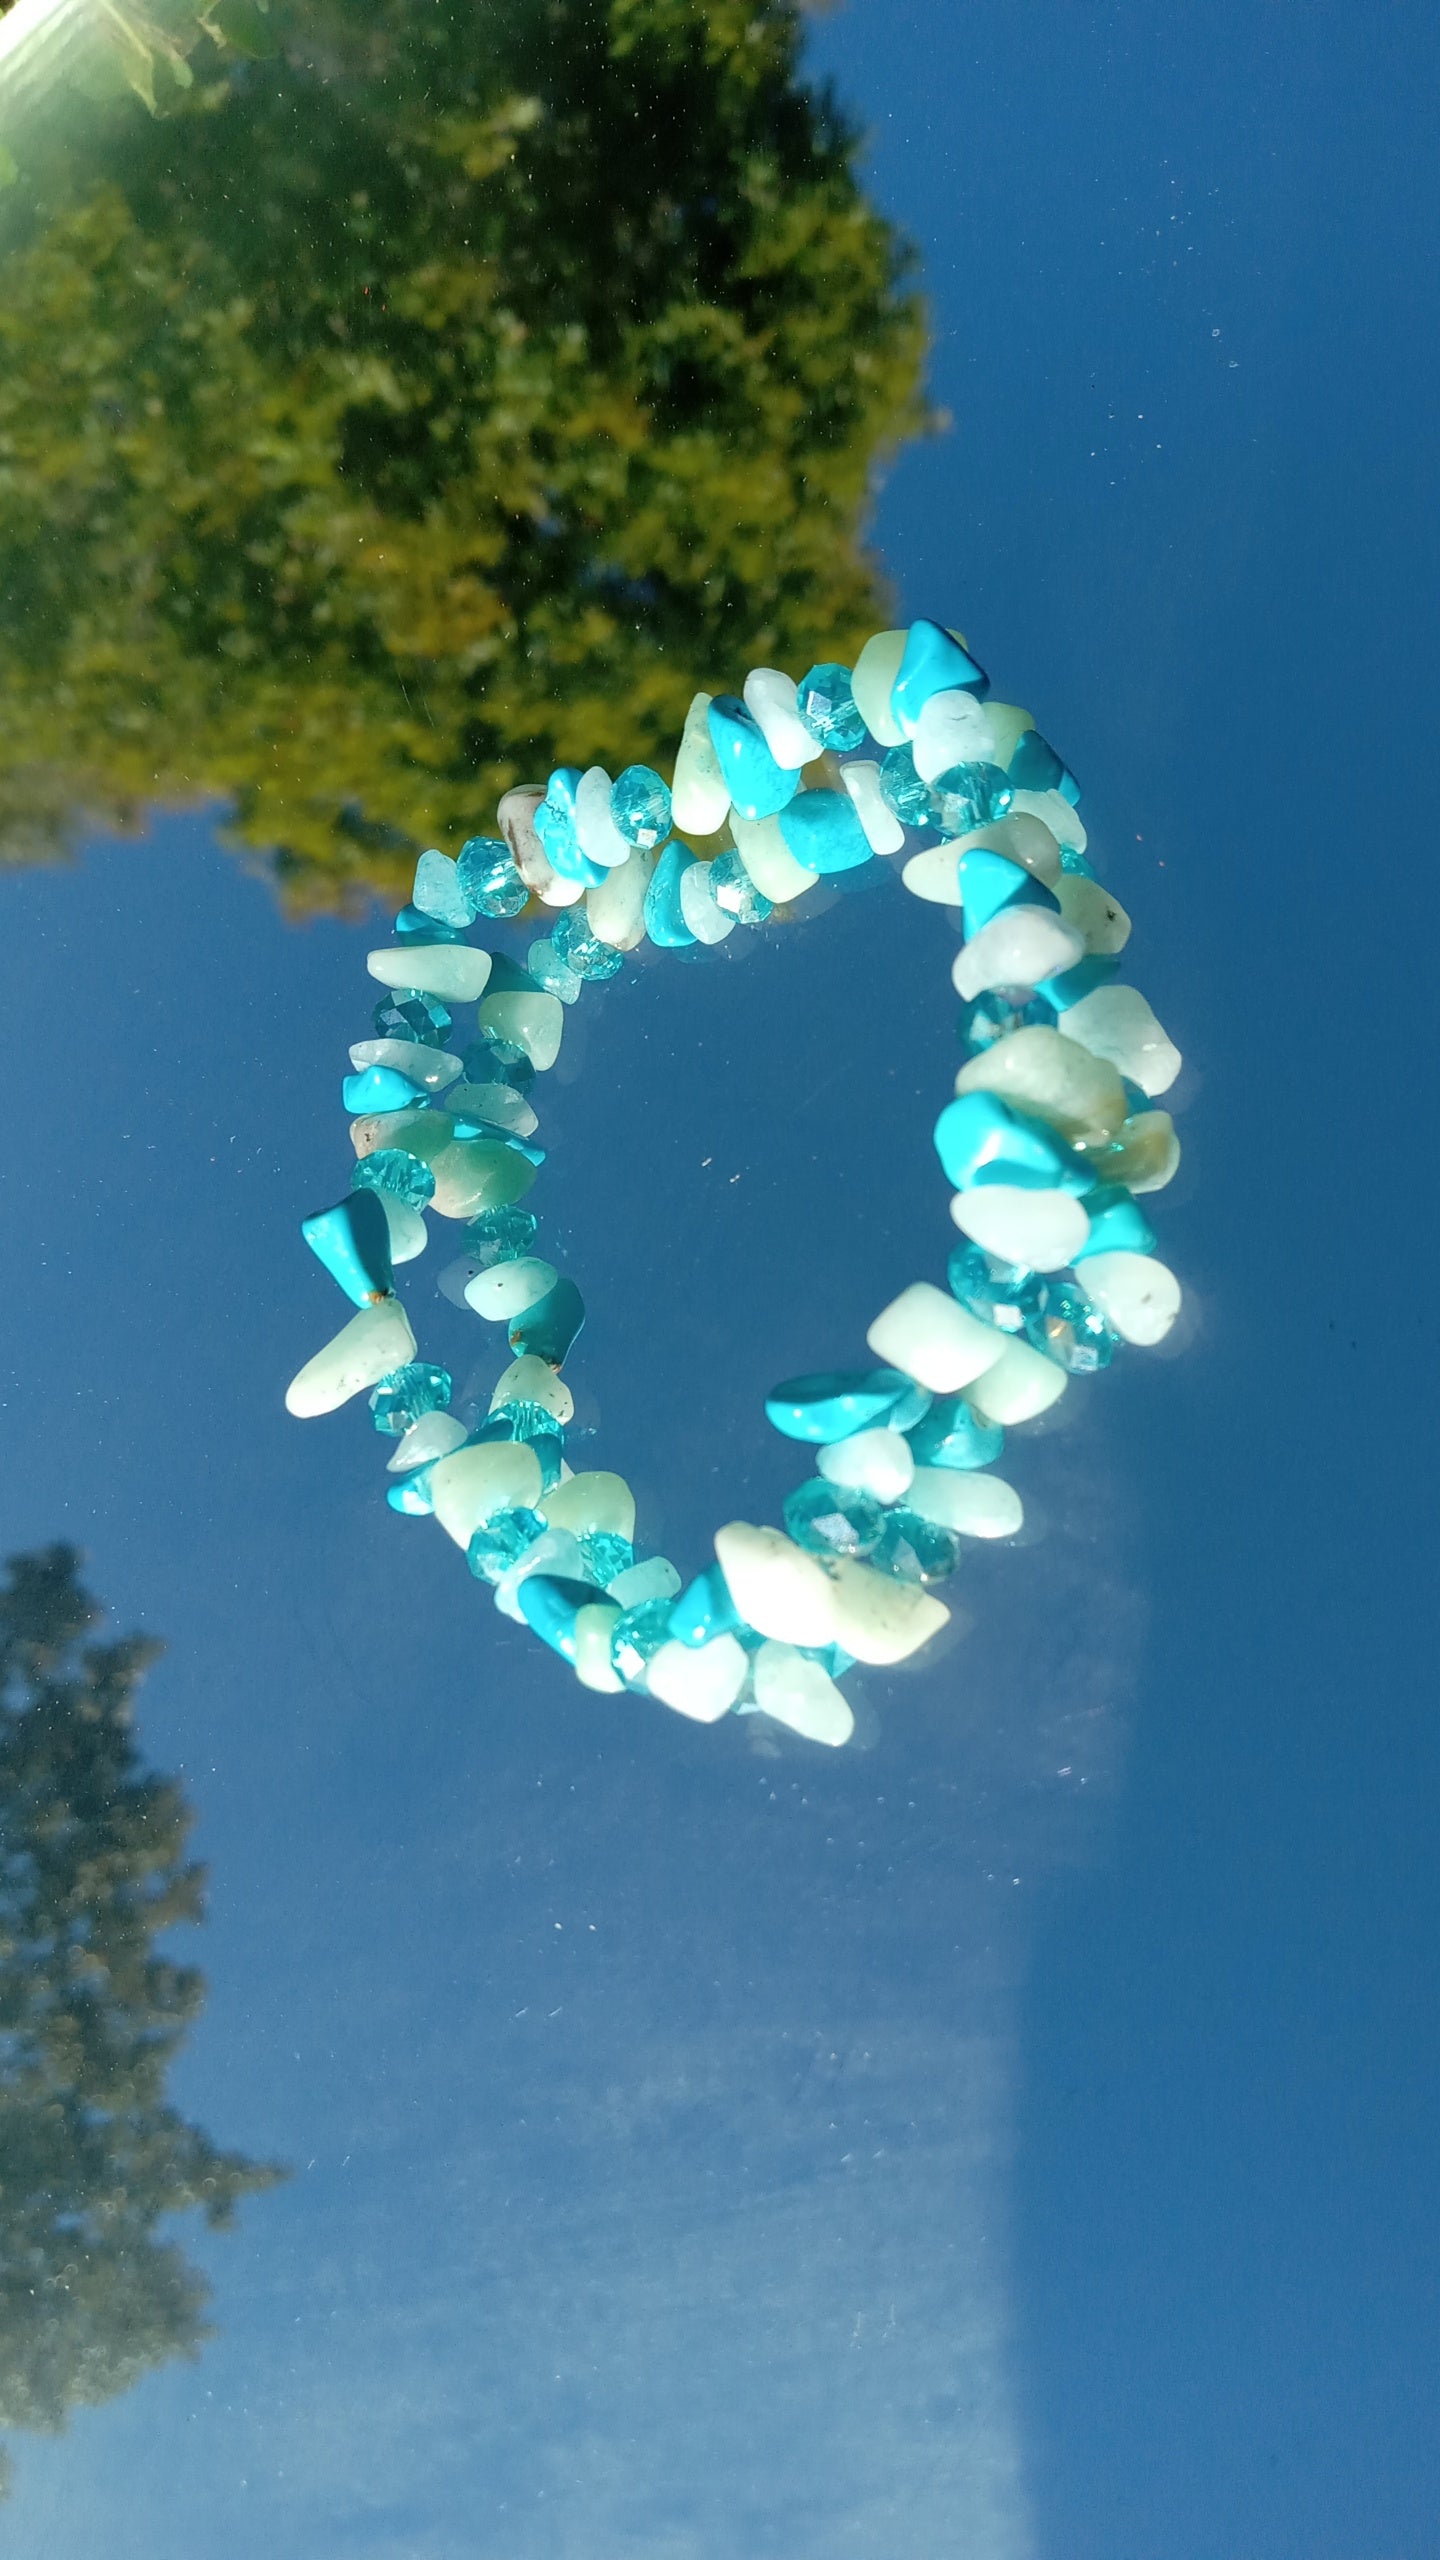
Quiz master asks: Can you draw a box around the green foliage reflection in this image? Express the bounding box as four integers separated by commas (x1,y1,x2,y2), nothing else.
0,0,929,905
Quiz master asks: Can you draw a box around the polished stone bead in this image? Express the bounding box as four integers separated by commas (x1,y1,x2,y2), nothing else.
933,1092,1087,1193
646,1632,749,1722
412,848,472,929
946,1241,1044,1335
727,811,818,904
954,1026,1129,1147
586,845,657,951
500,783,584,909
490,1354,574,1425
541,1470,636,1544
953,811,1064,886
1007,727,1068,794
782,1477,885,1559
713,1522,837,1648
286,1295,417,1419
668,1565,744,1648
874,1508,961,1585
795,662,865,751
907,1467,1023,1538
428,1135,538,1220
1076,1251,1182,1346
373,991,452,1044
351,1148,437,1208
387,1411,467,1473
551,908,625,981
765,1368,920,1443
778,787,872,875
466,1204,540,1265
953,907,1085,1000
476,986,564,1072
963,1336,1069,1424
1060,985,1182,1096
751,1642,854,1747
610,1597,680,1690
949,1182,1090,1272
493,1525,587,1618
611,764,673,849
458,834,529,919
467,1506,547,1583
368,1362,452,1435
526,937,583,1002
301,1188,394,1306
573,1602,626,1693
906,1393,1005,1472
879,743,939,826
376,1192,428,1265
891,619,989,734
850,630,908,746
1054,872,1131,956
387,1459,441,1516
866,1281,1009,1395
671,692,731,834
706,696,800,822
393,903,467,943
464,1256,558,1320
580,1531,635,1589
508,1276,584,1364
341,1064,428,1115
349,1037,462,1093
534,769,607,886
573,767,632,869
368,943,492,1003
1029,1278,1118,1374
816,1425,915,1504
1072,1184,1157,1261
607,1557,681,1610
678,860,736,944
934,762,1014,834
959,847,1060,936
1034,953,1121,1012
430,1438,544,1548
516,1573,606,1666
913,688,998,783
642,841,697,947
709,849,772,924
1096,1110,1181,1195
957,991,1057,1052
447,1081,538,1140
824,1554,949,1663
841,761,905,855
742,667,819,768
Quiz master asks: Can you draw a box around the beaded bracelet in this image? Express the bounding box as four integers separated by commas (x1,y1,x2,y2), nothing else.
286,620,1185,1748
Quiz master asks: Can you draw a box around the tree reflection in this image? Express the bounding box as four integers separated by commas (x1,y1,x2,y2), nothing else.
0,0,929,906
0,1546,280,2493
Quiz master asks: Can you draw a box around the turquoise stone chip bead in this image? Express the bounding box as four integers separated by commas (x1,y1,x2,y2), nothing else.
536,771,607,886
527,937,583,1002
709,849,772,924
387,1459,440,1515
352,1148,437,1208
934,762,1013,834
668,1564,744,1648
369,1362,451,1434
342,1064,428,1115
580,1530,634,1588
1058,768,1082,806
1073,1184,1157,1261
1036,953,1120,1012
1028,1278,1117,1375
301,1188,394,1306
393,902,468,943
485,951,541,997
891,619,989,730
642,842,697,947
946,1242,1045,1336
958,848,1060,936
611,764,672,849
466,1204,539,1266
610,1597,677,1690
508,1277,584,1365
879,744,939,827
906,1392,1005,1471
875,1509,961,1585
1007,728,1066,793
551,908,624,982
374,992,452,1043
783,1477,885,1559
796,662,864,751
449,1119,545,1166
933,1092,1088,1193
412,848,472,930
705,696,800,821
457,834,528,919
467,1506,547,1582
528,1428,565,1491
516,1573,604,1664
777,788,872,875
957,990,1056,1052
765,1368,920,1443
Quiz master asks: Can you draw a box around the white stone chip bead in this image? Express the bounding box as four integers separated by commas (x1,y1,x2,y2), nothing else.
1007,787,1086,854
952,812,1063,885
1054,872,1131,955
285,1296,418,1418
671,690,731,833
489,1354,574,1425
912,686,998,783
1079,1250,1183,1345
906,1468,1023,1539
574,765,632,868
679,859,736,944
713,1522,838,1648
729,809,819,903
866,1280,1009,1394
841,759,906,855
367,943,493,1002
646,1634,749,1723
816,1425,915,1505
386,1411,469,1473
982,702,1035,766
1061,984,1182,1096
1108,1109,1181,1194
573,1602,625,1693
951,907,1085,999
349,1038,462,1091
900,844,964,905
963,1338,1068,1425
743,667,818,769
850,629,908,746
587,844,657,950
955,1024,1129,1147
447,1081,539,1137
607,1556,681,1609
825,1556,950,1665
376,1193,428,1264
752,1642,855,1747
950,1183,1091,1273
463,1256,558,1321
477,988,565,1072
493,1525,585,1620
429,1439,543,1548
499,784,585,908
540,1470,638,1543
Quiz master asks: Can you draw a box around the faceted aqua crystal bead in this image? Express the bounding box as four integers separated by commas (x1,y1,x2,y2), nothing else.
957,990,1056,1052
580,1530,635,1588
765,1368,920,1443
488,1391,560,1440
467,1505,547,1582
369,1362,452,1435
906,1393,1004,1471
516,1573,604,1664
1007,727,1066,793
668,1564,745,1648
783,1477,885,1559
611,764,673,849
958,848,1060,936
796,662,864,751
342,1064,428,1115
709,849,772,924
891,620,989,732
879,744,939,827
352,1148,437,1208
551,908,624,982
458,835,529,919
935,761,1013,834
642,842,696,947
508,1277,584,1365
301,1189,394,1307
462,1034,534,1092
412,848,473,930
1029,1278,1117,1375
1073,1183,1157,1260
875,1509,961,1585
778,788,872,875
1035,953,1120,1012
393,902,467,943
946,1242,1045,1336
374,991,452,1044
933,1092,1088,1193
466,1204,539,1266
705,696,800,822
610,1596,677,1690
527,937,583,1002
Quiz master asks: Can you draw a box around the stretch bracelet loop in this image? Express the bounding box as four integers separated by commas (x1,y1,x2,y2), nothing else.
287,620,1185,1748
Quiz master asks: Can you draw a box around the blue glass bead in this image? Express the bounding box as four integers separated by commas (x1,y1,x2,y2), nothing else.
301,1189,393,1306
668,1564,744,1648
508,1277,584,1365
611,1597,677,1689
527,937,583,1003
957,989,1056,1052
891,619,989,732
946,1242,1045,1336
611,764,673,849
458,835,528,919
1007,728,1066,793
706,696,800,822
1073,1184,1157,1261
516,1573,603,1663
879,744,939,827
643,842,697,947
462,1035,534,1092
466,1205,540,1266
795,662,864,751
1059,845,1096,878
467,1506,547,1582
875,1509,961,1584
580,1530,635,1588
536,771,606,885
527,1427,565,1491
765,1368,919,1443
352,1148,436,1208
485,951,541,997
551,908,624,982
412,848,472,930
709,848,773,925
369,1362,452,1435
374,991,452,1044
342,1065,428,1115
933,1093,1088,1194
783,1477,885,1559
1028,1278,1117,1376
934,762,1014,833
778,788,872,875
958,848,1060,937
800,1643,858,1678
393,903,467,944
1036,953,1120,1012
906,1393,1004,1471
387,1459,440,1516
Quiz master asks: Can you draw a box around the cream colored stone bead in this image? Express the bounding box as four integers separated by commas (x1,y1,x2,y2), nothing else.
825,1557,949,1665
713,1522,837,1648
752,1642,855,1746
963,1339,1068,1425
866,1280,1008,1393
285,1296,418,1418
428,1440,543,1548
540,1470,637,1543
